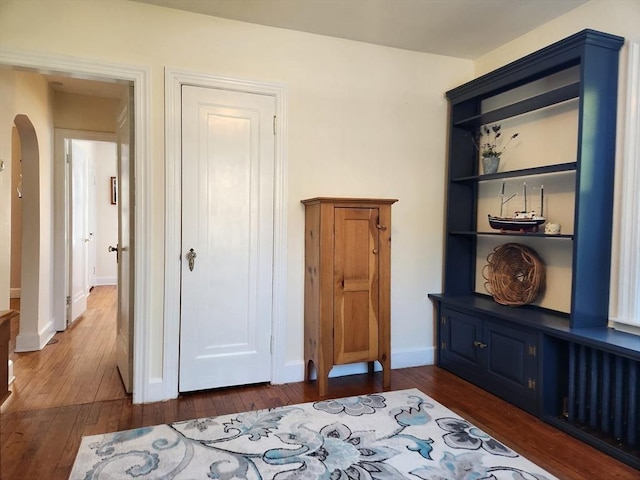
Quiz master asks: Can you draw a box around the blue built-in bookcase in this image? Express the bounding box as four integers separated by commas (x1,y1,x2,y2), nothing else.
430,30,640,468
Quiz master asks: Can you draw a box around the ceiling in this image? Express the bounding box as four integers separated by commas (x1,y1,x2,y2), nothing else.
44,74,129,99
131,0,588,59
42,0,589,97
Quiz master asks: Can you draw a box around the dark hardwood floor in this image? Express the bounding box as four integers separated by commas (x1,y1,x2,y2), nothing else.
1,287,637,479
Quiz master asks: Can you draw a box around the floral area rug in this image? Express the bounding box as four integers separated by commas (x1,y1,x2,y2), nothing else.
70,388,557,479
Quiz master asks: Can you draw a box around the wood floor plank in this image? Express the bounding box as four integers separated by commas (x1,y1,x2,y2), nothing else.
1,286,638,479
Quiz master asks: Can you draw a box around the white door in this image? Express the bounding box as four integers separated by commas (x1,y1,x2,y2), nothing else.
115,88,134,393
179,86,276,392
68,139,89,323
87,154,97,290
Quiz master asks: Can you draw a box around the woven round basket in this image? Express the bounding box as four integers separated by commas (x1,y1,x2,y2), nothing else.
482,243,546,306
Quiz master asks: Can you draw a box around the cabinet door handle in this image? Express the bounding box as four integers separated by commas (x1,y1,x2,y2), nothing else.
473,340,487,349
376,224,387,230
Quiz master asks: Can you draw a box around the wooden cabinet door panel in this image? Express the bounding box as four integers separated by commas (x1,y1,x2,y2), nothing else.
334,207,378,364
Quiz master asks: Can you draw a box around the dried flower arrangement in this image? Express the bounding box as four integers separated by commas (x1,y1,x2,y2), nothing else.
474,124,519,158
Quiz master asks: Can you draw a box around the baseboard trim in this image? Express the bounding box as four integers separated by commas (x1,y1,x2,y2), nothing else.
15,321,56,352
140,377,168,404
142,348,436,401
8,360,14,385
392,346,436,369
95,277,117,286
275,347,436,385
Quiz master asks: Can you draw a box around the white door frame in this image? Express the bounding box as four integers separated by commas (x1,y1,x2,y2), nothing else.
54,129,116,331
0,49,152,404
164,68,288,398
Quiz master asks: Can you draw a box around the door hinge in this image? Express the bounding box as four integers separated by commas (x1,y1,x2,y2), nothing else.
528,378,536,390
528,345,537,357
66,296,71,306
273,115,277,135
441,341,447,350
270,335,274,355
441,315,446,325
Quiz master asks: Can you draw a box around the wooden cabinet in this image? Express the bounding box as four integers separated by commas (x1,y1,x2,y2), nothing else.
0,310,19,406
302,197,396,396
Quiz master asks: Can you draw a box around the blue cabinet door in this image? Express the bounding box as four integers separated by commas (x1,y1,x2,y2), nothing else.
440,308,483,380
484,320,539,413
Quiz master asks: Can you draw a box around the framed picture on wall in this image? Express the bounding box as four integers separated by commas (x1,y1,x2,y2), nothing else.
110,176,117,205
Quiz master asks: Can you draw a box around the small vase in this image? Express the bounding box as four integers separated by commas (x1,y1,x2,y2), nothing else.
482,155,500,174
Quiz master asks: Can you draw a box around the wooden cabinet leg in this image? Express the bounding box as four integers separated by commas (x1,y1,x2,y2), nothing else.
382,366,391,388
306,357,330,396
317,366,328,396
380,354,391,388
318,376,327,396
304,359,311,383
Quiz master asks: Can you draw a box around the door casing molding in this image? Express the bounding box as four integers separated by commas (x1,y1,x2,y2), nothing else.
0,49,151,403
164,68,288,399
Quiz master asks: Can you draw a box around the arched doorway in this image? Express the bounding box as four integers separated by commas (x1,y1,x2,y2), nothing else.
12,114,53,352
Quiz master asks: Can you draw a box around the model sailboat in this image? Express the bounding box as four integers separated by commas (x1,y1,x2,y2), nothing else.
488,182,546,232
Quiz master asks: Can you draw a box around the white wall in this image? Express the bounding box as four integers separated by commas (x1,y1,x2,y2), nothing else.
0,0,473,399
92,141,117,285
475,0,640,321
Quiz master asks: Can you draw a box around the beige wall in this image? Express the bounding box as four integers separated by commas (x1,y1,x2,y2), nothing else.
0,68,17,311
0,67,55,349
54,92,120,133
0,0,473,394
10,126,21,293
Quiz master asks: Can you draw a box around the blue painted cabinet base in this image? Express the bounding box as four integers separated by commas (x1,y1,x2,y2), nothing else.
439,307,539,414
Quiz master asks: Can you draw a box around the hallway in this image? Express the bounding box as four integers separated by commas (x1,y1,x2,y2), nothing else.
3,286,127,413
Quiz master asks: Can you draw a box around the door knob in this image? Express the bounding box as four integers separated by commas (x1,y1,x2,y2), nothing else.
108,245,119,263
186,248,197,271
